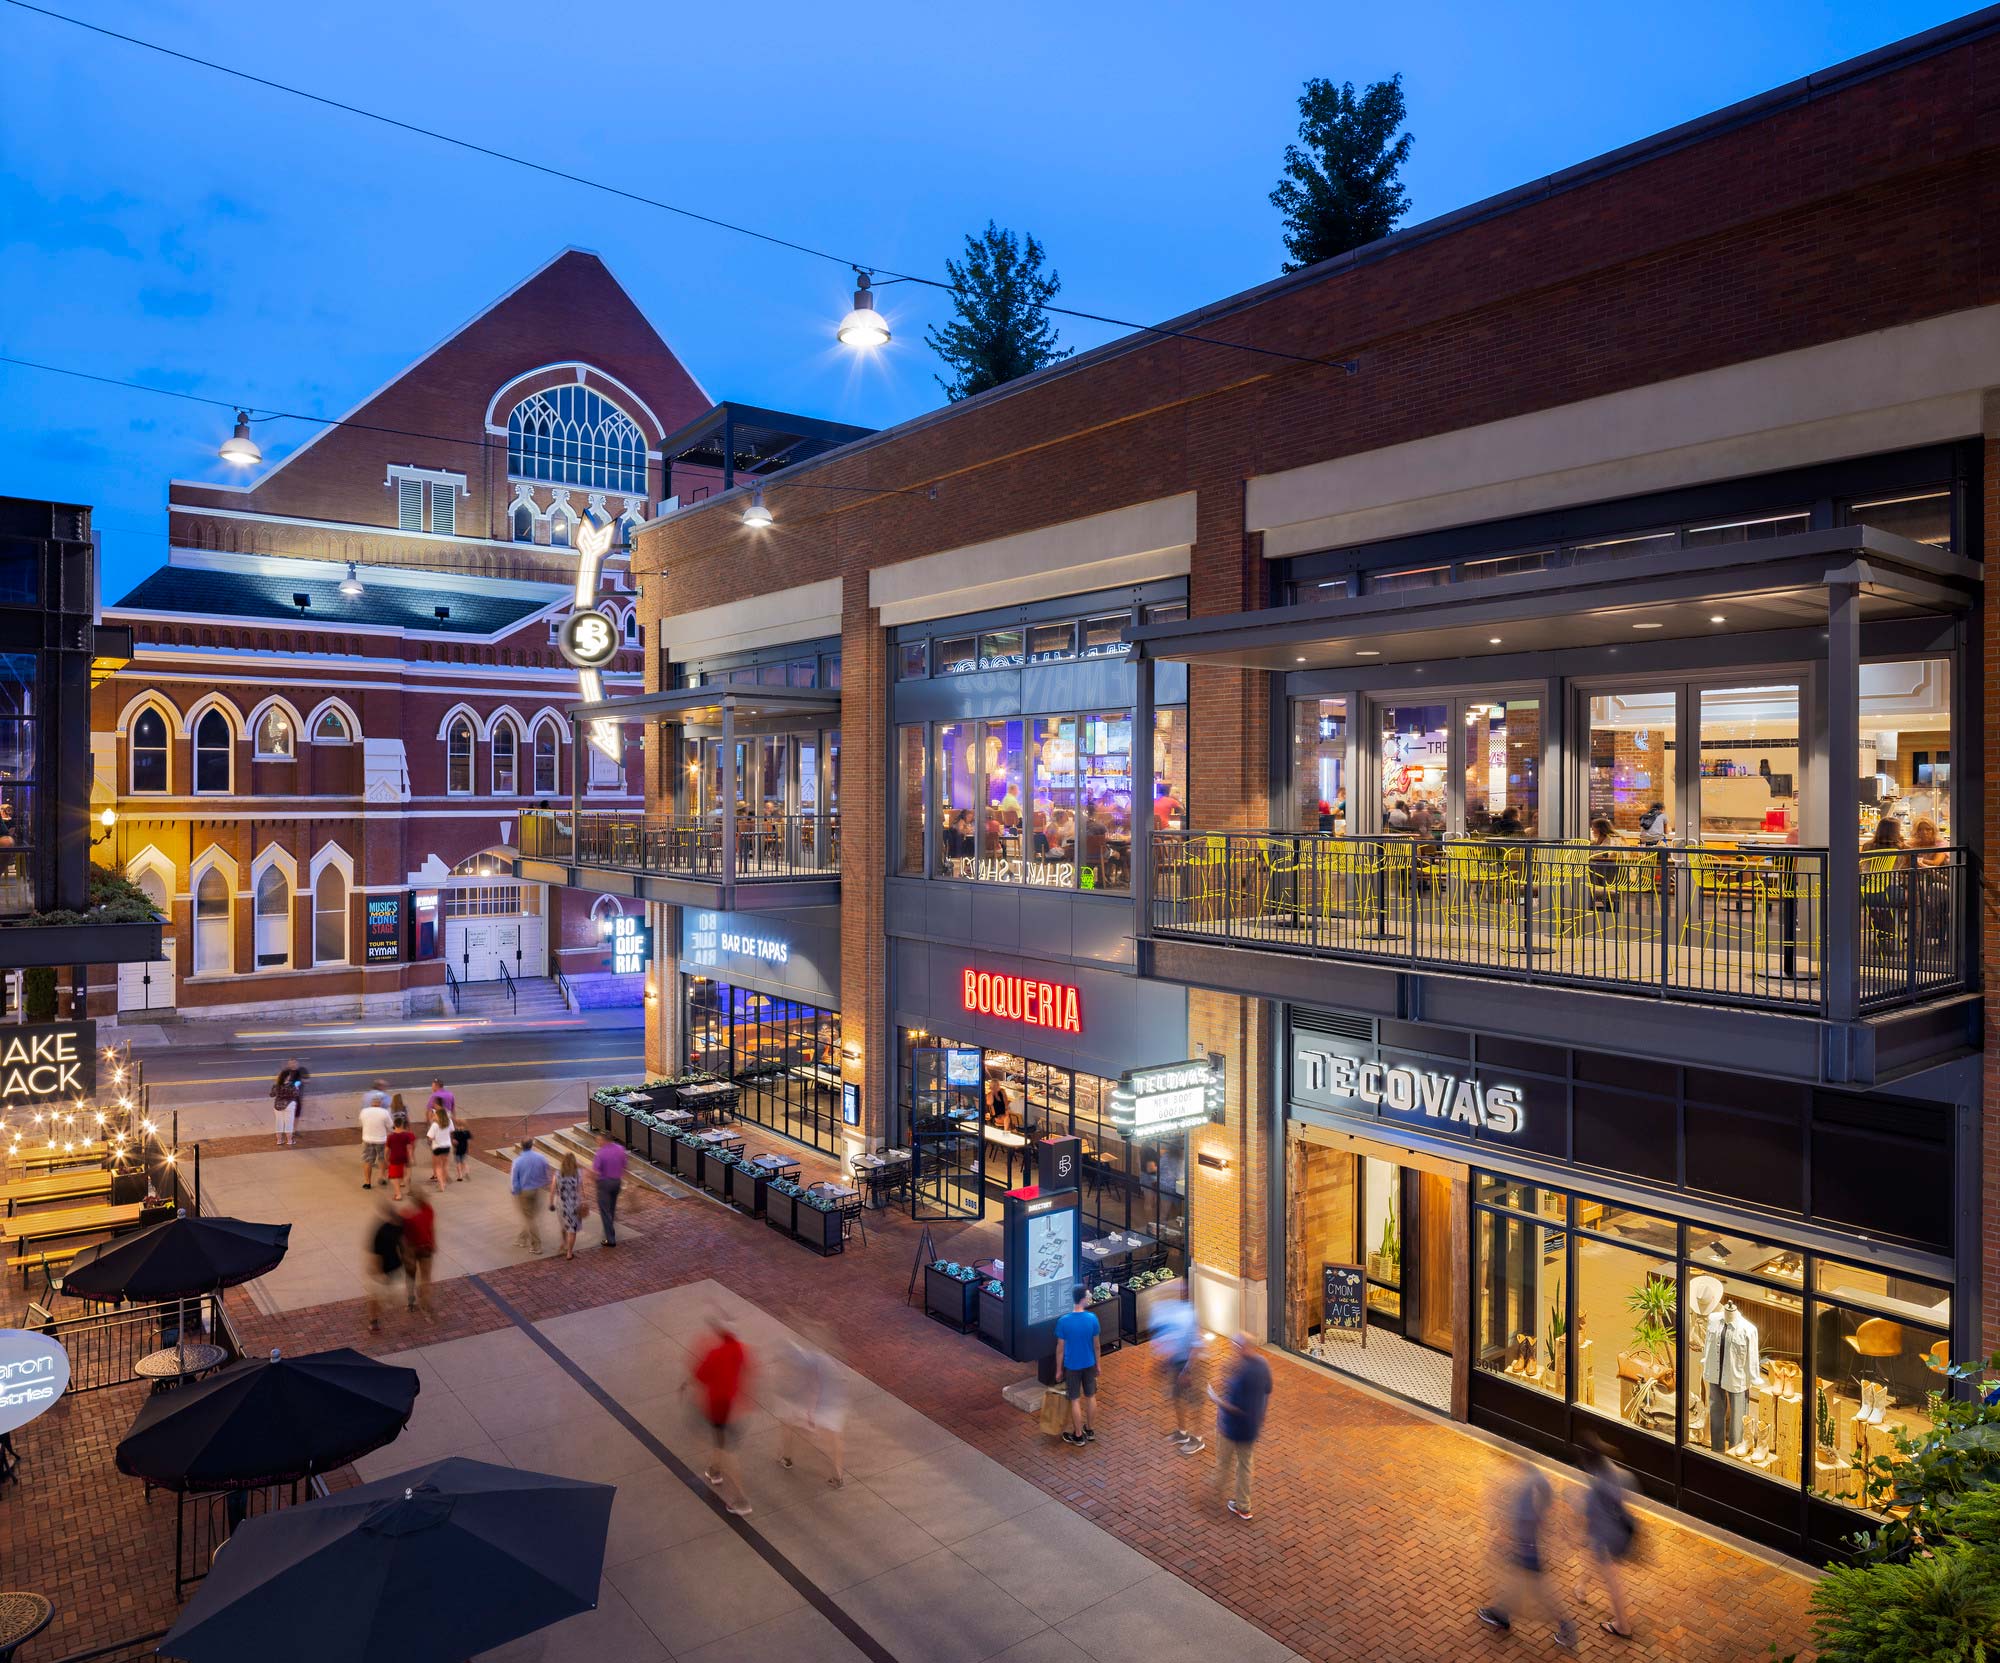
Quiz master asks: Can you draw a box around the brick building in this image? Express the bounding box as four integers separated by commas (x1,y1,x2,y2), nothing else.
557,12,2000,1559
89,249,722,1021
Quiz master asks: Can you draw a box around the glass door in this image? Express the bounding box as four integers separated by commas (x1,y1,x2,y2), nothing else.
1378,703,1449,833
1460,696,1541,837
1585,688,1679,840
1698,685,1800,845
1375,694,1540,835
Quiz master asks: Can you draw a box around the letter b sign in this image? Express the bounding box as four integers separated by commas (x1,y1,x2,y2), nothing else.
559,610,618,669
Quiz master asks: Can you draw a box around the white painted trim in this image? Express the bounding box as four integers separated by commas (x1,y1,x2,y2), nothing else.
1248,303,2000,555
167,502,547,557
867,494,1197,627
124,844,177,894
655,577,844,660
162,543,573,600
436,701,485,743
483,361,673,442
181,690,245,741
111,652,638,689
113,688,180,739
246,694,305,759
305,696,362,742
307,840,355,892
384,464,470,494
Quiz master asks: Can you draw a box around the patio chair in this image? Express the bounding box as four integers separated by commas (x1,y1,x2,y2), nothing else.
839,1193,867,1248
1680,849,1773,976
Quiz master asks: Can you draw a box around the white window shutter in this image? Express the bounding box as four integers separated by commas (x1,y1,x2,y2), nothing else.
430,482,455,536
398,477,423,531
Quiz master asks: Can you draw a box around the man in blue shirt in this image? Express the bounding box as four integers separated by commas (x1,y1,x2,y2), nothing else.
1208,1331,1272,1520
1052,1285,1101,1446
508,1139,553,1255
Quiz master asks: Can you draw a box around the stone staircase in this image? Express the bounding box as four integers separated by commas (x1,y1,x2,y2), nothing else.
456,975,570,1019
519,1123,684,1198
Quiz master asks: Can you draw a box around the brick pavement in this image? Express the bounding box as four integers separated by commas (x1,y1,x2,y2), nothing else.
4,1129,1815,1661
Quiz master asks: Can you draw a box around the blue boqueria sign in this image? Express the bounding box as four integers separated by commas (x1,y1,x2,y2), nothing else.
0,1328,70,1435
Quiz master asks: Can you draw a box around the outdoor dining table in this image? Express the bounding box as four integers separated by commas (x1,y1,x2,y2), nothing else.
132,1340,229,1387
0,1592,52,1663
2,1201,144,1256
1081,1229,1149,1269
850,1148,911,1209
0,1168,113,1217
7,1142,112,1174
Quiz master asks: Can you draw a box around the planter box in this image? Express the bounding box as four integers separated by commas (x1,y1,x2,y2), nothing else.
797,1201,845,1257
665,1135,690,1178
765,1190,798,1236
1091,1299,1123,1354
925,1266,977,1330
724,1167,766,1216
977,1287,1008,1350
588,1097,612,1136
1122,1276,1187,1343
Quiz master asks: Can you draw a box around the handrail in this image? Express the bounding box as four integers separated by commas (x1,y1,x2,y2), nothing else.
442,960,461,1016
526,808,841,882
553,968,577,1012
496,957,518,1017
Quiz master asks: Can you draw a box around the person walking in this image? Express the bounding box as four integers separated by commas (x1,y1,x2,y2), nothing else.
426,1103,454,1188
1477,1458,1578,1649
775,1334,848,1487
383,1114,416,1204
553,1150,588,1261
399,1188,437,1317
358,1082,392,1191
592,1136,626,1247
270,1064,296,1149
1208,1331,1271,1521
449,1107,473,1181
427,1077,469,1181
687,1317,753,1515
1151,1294,1204,1454
285,1058,309,1132
363,1198,403,1333
1574,1431,1639,1639
508,1138,553,1254
1053,1285,1101,1446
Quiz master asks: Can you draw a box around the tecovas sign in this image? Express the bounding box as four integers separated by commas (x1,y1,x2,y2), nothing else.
1294,1041,1525,1136
0,1022,94,1106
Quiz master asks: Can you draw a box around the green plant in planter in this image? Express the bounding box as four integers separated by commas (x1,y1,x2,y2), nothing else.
1379,1192,1400,1277
23,966,57,1022
1544,1304,1567,1376
1625,1277,1676,1373
1817,1383,1838,1456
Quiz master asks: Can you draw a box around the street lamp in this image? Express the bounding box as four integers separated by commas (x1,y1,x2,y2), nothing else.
339,561,365,598
91,806,117,847
836,271,890,349
219,411,262,467
742,489,773,529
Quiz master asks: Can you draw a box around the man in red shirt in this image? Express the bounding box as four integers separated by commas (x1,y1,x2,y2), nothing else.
398,1192,436,1317
688,1319,752,1516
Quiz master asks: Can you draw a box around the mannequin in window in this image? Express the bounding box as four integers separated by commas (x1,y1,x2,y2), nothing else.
1703,1297,1760,1455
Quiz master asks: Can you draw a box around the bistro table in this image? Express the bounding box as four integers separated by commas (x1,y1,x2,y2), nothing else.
677,1080,740,1126
0,1593,52,1663
981,1124,1031,1189
0,1168,113,1217
2,1201,144,1266
750,1152,799,1181
133,1340,228,1387
850,1148,911,1209
7,1142,112,1174
1081,1229,1150,1271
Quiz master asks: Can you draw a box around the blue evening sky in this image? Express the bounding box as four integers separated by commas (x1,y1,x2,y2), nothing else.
0,0,1970,597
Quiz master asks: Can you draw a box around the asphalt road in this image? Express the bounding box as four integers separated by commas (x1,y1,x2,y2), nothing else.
129,1015,646,1107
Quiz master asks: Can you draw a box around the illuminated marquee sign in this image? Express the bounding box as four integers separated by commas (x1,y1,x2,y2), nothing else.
960,970,1082,1035
0,1022,94,1106
683,911,791,972
606,915,652,977
1294,1043,1524,1135
1109,1055,1225,1138
563,518,623,761
0,1328,69,1435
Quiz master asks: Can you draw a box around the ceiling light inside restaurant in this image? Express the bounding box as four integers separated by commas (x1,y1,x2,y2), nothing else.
1710,614,1727,624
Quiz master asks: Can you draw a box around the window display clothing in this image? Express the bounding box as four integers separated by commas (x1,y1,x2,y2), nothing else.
1703,1303,1760,1453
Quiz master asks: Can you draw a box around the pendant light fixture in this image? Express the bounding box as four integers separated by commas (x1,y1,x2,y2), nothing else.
742,489,774,528
218,410,262,466
339,561,365,597
836,270,890,349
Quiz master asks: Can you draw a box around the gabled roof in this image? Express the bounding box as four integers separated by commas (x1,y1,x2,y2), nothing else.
113,564,563,637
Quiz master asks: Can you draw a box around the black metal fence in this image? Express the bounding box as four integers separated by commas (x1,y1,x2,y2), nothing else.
21,1291,234,1394
526,809,840,880
1150,830,1969,1015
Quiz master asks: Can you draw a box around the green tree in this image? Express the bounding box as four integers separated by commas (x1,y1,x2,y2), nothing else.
1269,75,1414,272
925,222,1072,401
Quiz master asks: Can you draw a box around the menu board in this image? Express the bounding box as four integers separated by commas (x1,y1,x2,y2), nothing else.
364,895,402,964
1322,1262,1367,1345
1023,1205,1077,1327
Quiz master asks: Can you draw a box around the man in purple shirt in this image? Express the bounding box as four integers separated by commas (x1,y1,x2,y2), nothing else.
592,1138,627,1247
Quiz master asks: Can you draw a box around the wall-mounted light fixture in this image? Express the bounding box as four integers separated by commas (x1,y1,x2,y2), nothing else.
1197,1149,1230,1173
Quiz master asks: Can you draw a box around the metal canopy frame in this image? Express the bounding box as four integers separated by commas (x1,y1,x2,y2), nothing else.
659,402,875,493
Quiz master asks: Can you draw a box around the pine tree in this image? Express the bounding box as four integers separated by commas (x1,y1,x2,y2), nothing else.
1269,75,1414,272
925,222,1072,401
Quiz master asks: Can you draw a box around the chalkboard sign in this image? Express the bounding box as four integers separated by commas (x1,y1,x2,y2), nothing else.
1322,1262,1367,1347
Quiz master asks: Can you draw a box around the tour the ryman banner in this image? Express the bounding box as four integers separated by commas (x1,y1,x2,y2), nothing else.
0,1020,95,1107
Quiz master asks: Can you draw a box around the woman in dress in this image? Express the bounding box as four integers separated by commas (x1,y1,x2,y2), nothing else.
269,1065,296,1148
553,1149,588,1261
427,1103,454,1188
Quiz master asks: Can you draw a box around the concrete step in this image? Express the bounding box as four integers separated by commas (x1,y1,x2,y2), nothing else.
514,1125,685,1199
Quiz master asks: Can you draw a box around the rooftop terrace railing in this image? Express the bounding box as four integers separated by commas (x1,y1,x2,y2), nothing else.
523,810,839,882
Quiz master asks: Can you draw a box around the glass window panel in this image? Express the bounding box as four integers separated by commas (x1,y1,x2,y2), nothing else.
1845,490,1953,550
1292,699,1346,829
1587,689,1677,839
1699,685,1799,844
492,726,516,794
1575,1234,1676,1439
130,709,167,792
1686,1229,1796,1280
787,659,818,688
1078,712,1132,892
1462,552,1548,581
936,721,976,877
1026,622,1076,663
980,719,1026,882
1859,658,1952,847
1575,1198,1678,1251
936,636,977,675
822,653,842,688
1567,532,1677,564
1685,1271,1801,1485
446,718,474,795
1301,576,1350,602
979,629,1024,670
1683,512,1809,548
1080,615,1129,658
758,663,788,687
314,868,347,964
1476,1211,1566,1398
195,709,232,793
1142,601,1188,627
1462,697,1539,837
1808,1298,1948,1506
256,709,294,757
1474,1173,1569,1221
1151,708,1187,832
1813,1260,1951,1329
1030,716,1077,886
0,542,39,605
1379,704,1447,834
1371,565,1448,593
533,724,559,795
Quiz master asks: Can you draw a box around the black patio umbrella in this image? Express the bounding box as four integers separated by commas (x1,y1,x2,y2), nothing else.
116,1348,420,1491
64,1212,290,1302
160,1456,614,1663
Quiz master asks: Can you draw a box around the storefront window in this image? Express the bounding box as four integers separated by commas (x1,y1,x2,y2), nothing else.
1079,712,1133,892
1808,1292,1948,1507
979,629,1025,670
1575,1233,1676,1440
897,725,926,875
1462,697,1539,837
937,635,977,675
684,977,841,1156
1028,622,1076,663
1380,704,1448,833
1081,614,1130,658
1586,689,1677,839
1698,685,1799,844
1292,699,1347,829
981,720,1027,881
1031,716,1077,884
1476,1209,1567,1398
1859,659,1952,846
1474,1173,1567,1220
1151,709,1187,832
1685,1270,1801,1485
936,721,976,876
898,641,928,680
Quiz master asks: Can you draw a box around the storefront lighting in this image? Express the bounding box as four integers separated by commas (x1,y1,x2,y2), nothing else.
1356,649,1380,658
1710,614,1727,624
1632,622,1664,630
836,271,891,348
742,489,773,528
340,561,366,598
1488,637,1503,645
1197,1149,1230,1172
219,410,262,466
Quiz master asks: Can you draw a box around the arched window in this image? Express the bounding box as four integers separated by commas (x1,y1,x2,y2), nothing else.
506,385,647,495
255,707,295,759
590,894,623,936
622,609,639,646
549,507,574,550
134,868,168,912
446,716,475,795
131,707,169,792
194,709,231,793
194,867,230,975
512,501,535,542
533,721,559,796
312,709,351,742
254,865,290,969
314,866,348,964
492,720,518,795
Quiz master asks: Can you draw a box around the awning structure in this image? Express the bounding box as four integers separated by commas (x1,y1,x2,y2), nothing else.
1128,526,1979,671
565,685,840,736
660,403,873,494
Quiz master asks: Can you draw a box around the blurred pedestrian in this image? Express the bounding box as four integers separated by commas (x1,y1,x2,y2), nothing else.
1151,1294,1204,1454
775,1335,848,1487
364,1198,403,1333
554,1150,588,1260
1208,1332,1271,1520
427,1103,454,1188
688,1317,753,1515
1478,1458,1577,1649
1053,1285,1101,1446
399,1188,436,1317
270,1063,296,1149
509,1138,552,1254
287,1059,309,1130
431,1078,470,1181
592,1136,626,1247
357,1081,392,1191
1574,1430,1638,1639
384,1114,415,1204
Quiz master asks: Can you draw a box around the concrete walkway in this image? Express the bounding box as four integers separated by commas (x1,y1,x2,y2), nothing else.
364,1278,1302,1663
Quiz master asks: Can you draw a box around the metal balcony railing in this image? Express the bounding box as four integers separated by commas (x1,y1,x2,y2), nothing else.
1149,830,1970,1017
523,810,839,882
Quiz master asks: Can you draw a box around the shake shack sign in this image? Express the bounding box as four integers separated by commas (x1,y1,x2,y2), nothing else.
0,1021,94,1106
1292,1033,1524,1138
